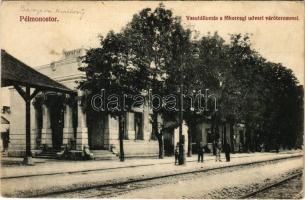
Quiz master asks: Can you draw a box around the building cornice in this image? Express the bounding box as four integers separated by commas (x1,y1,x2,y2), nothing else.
52,74,86,82
35,57,80,70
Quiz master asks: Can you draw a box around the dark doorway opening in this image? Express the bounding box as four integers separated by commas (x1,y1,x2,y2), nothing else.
50,98,64,151
164,128,175,156
88,112,105,150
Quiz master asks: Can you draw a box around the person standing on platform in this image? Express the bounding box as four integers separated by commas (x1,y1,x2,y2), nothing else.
174,143,179,165
215,140,222,162
224,141,231,162
198,144,204,163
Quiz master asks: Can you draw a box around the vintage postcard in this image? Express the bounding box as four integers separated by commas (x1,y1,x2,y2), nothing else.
0,1,304,198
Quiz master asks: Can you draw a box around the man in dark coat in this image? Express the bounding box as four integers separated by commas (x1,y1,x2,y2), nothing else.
224,142,231,162
174,143,179,165
198,145,204,163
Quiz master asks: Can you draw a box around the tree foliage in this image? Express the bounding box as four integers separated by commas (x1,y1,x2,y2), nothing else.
79,4,303,155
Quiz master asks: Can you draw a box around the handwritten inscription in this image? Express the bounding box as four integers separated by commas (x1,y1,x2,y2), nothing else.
20,5,85,20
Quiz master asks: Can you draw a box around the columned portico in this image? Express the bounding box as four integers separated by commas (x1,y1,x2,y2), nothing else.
41,103,52,148
76,91,88,150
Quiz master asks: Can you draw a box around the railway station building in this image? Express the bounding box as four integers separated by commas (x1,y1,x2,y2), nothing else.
5,48,244,159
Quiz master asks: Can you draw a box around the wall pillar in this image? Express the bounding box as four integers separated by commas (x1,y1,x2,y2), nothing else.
142,106,150,141
76,93,88,150
63,104,74,145
41,104,52,148
104,115,119,150
30,104,38,150
127,112,135,140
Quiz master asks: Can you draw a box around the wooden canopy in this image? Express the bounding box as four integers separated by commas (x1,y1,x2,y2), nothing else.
1,49,72,93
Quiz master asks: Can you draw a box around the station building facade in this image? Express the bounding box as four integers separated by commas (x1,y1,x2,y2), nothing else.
7,49,189,158
7,48,244,158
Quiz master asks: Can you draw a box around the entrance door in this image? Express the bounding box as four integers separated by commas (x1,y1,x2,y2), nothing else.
164,128,175,156
88,113,105,150
50,102,64,150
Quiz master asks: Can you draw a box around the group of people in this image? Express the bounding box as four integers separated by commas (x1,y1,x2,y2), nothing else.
174,140,231,164
215,140,231,162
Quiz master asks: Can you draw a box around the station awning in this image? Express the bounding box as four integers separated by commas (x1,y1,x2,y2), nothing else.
1,49,73,93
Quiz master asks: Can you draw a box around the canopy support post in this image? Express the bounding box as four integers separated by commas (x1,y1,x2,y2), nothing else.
14,85,41,165
24,86,32,165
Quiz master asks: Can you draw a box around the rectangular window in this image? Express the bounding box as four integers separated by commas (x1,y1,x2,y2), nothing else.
134,112,143,140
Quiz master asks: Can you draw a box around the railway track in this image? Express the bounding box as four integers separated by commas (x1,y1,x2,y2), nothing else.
33,154,302,198
240,171,303,199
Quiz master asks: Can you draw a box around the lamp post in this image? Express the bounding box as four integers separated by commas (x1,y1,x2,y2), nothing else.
178,61,185,165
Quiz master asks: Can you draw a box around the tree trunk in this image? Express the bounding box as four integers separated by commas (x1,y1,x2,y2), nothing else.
158,131,164,159
245,124,250,152
229,122,235,153
243,124,249,152
153,113,164,159
222,122,225,151
249,131,254,152
118,115,125,161
211,118,216,155
187,127,192,157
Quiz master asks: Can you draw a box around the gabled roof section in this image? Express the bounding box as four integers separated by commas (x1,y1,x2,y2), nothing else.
1,49,74,93
1,116,9,124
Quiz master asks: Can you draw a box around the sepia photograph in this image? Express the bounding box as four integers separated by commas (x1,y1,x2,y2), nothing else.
0,1,304,198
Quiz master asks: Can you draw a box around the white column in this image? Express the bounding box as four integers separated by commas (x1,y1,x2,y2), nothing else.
41,104,52,148
63,104,74,145
76,92,88,150
127,112,135,140
30,104,38,150
143,106,150,140
104,115,119,150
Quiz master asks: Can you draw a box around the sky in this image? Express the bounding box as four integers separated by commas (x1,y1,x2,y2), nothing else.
0,1,304,87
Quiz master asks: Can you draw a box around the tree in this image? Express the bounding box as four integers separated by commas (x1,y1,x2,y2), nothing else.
120,4,192,158
217,34,302,152
261,62,301,150
79,4,193,160
182,32,227,155
79,5,303,160
79,31,147,161
216,34,266,152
